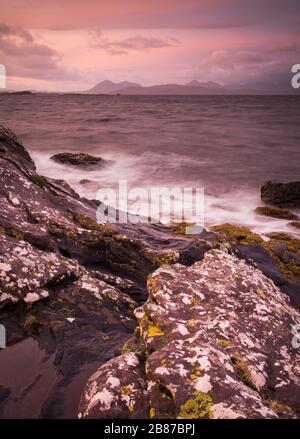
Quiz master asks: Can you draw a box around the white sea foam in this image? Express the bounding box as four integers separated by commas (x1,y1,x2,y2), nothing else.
32,151,300,237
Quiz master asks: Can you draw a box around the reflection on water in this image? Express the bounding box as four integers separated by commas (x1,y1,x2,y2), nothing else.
0,338,56,418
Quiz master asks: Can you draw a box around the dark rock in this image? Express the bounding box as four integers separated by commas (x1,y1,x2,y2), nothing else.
50,152,105,168
233,244,287,287
254,206,297,220
79,179,93,185
0,386,10,403
261,181,300,208
210,224,300,306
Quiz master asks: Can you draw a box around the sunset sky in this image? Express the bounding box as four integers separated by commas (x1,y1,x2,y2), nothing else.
0,0,299,91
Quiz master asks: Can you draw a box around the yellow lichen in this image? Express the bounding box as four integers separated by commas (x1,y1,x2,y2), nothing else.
190,296,201,306
190,365,202,380
179,391,213,419
147,323,165,337
186,320,196,328
121,385,132,396
149,407,155,418
217,338,232,347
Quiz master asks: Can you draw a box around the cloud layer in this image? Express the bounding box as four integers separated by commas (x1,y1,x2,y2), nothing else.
0,1,299,91
0,23,80,83
91,32,178,55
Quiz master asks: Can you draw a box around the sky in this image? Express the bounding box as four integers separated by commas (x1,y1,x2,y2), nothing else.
0,0,299,91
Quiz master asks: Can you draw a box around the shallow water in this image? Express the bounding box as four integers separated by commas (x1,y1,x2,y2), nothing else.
0,94,299,235
0,338,56,418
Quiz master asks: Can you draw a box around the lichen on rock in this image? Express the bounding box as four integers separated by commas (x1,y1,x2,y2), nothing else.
79,250,300,419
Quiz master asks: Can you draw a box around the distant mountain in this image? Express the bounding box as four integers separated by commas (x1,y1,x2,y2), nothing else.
85,80,142,94
185,80,225,91
82,79,295,95
112,83,228,95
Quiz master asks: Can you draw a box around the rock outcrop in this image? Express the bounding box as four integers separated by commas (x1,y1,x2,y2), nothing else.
211,224,300,306
79,250,300,419
254,206,297,220
0,125,210,418
50,152,105,167
261,181,300,208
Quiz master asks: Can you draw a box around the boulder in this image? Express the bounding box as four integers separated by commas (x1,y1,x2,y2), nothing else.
261,181,300,208
79,250,300,419
254,206,297,220
50,152,105,167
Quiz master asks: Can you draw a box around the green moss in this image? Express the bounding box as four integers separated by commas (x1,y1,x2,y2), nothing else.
289,221,300,230
217,338,232,347
266,232,292,241
70,211,114,235
212,223,300,283
169,221,196,236
119,336,145,358
265,234,300,281
31,174,49,188
210,223,264,246
179,391,213,419
254,206,296,220
146,250,178,268
48,222,77,239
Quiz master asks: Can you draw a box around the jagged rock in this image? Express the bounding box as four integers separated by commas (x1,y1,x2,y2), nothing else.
78,353,149,419
79,250,300,419
261,181,300,208
210,224,300,305
0,235,81,306
0,125,212,418
50,152,105,168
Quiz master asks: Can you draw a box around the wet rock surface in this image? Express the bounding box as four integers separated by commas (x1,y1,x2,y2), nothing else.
79,251,300,419
0,125,210,418
261,180,300,208
254,205,297,220
50,152,105,168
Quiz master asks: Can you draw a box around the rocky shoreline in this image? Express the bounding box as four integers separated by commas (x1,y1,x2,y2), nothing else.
0,125,299,419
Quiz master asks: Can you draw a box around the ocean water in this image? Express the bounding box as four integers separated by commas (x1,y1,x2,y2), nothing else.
0,93,300,236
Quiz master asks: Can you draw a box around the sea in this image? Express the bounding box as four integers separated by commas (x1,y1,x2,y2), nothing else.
0,93,300,236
